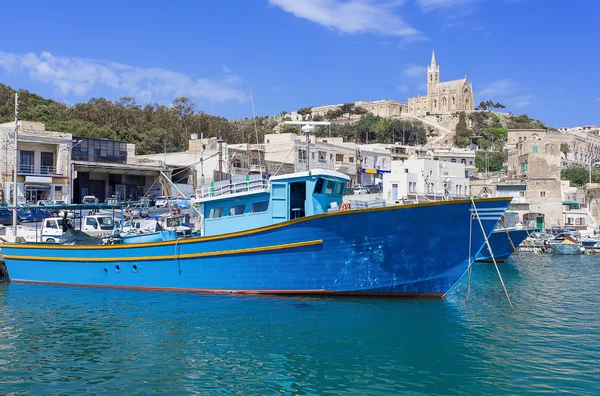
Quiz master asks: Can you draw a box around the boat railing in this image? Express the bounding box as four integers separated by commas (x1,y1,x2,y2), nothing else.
196,178,268,198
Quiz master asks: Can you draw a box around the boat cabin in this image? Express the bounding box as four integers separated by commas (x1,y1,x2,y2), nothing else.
198,169,350,236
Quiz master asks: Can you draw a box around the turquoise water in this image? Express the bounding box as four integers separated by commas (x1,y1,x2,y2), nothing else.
0,254,599,395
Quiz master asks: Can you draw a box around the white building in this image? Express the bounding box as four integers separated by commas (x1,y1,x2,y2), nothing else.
382,158,469,204
1,121,72,204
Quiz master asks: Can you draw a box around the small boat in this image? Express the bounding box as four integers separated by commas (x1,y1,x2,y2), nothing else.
475,227,531,262
548,234,584,255
121,230,177,244
1,169,511,297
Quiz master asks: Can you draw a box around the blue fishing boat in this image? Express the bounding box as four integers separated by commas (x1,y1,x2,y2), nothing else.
475,228,531,262
1,169,511,297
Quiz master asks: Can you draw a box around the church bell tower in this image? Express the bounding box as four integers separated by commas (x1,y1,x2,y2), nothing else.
427,50,439,95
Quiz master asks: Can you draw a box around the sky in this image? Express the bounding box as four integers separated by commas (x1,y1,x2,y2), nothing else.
0,0,598,128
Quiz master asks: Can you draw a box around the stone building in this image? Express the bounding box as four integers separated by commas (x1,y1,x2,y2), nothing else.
407,51,474,116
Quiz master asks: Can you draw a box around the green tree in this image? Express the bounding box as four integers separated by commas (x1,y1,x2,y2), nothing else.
454,111,471,147
561,164,600,186
475,150,507,173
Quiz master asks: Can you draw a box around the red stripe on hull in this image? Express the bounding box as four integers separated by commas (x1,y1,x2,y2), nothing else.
10,280,445,298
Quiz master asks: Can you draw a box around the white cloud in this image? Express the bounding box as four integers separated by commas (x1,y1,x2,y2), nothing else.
417,0,475,11
269,0,421,39
513,95,533,108
478,78,534,109
0,51,248,103
402,64,426,79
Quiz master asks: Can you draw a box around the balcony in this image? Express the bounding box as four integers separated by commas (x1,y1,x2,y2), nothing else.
18,163,61,176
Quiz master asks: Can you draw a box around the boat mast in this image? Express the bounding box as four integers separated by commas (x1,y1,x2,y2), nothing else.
12,92,18,234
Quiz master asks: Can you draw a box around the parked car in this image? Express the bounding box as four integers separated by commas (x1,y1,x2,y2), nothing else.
352,185,369,195
173,199,191,210
131,204,150,218
82,196,99,204
0,209,15,226
155,196,169,208
17,207,51,223
36,200,60,217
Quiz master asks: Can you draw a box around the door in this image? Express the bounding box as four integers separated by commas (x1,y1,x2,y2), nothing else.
392,184,398,201
536,216,544,231
271,182,288,224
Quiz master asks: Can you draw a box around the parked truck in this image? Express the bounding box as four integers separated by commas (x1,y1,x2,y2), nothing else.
5,214,117,243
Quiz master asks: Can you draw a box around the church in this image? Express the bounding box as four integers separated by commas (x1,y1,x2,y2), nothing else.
407,51,474,115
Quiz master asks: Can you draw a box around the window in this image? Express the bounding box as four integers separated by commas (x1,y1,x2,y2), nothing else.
251,201,269,213
519,191,525,197
349,157,354,163
41,152,54,174
232,159,242,168
314,178,325,194
576,218,586,226
299,149,306,161
404,168,408,173
409,182,416,192
325,180,335,194
251,157,259,165
461,159,466,164
19,150,34,173
209,207,223,218
450,158,457,163
335,154,344,162
86,218,98,229
318,151,327,163
47,221,58,229
229,204,245,216
532,145,538,153
540,191,546,198
469,160,473,165
311,152,315,159
334,182,343,195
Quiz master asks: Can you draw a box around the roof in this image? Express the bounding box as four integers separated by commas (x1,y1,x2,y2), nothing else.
269,169,350,182
431,79,468,94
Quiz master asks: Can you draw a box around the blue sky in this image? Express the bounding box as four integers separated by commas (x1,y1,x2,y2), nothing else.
0,0,597,128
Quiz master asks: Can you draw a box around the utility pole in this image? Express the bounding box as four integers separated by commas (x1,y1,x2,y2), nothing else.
12,92,18,234
217,136,223,182
200,132,204,187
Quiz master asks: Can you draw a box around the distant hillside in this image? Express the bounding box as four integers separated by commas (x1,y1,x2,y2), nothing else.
0,83,277,155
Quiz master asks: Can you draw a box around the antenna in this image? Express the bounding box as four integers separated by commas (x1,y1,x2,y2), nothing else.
250,86,262,175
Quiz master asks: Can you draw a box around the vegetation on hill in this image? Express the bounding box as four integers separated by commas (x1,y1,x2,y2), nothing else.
0,84,277,155
281,112,427,145
561,164,600,186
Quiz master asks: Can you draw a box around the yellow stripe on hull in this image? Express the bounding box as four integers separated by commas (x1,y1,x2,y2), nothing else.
3,239,323,262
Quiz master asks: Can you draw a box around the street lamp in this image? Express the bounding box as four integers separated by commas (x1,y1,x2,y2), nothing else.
69,140,82,203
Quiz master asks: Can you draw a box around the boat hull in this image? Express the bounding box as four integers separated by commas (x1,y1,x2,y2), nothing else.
1,198,511,297
475,228,531,262
550,244,583,255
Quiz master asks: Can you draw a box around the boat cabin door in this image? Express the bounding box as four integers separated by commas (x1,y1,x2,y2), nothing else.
271,182,289,224
270,181,307,224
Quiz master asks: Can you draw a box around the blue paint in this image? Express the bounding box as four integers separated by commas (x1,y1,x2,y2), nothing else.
2,170,511,296
476,228,531,262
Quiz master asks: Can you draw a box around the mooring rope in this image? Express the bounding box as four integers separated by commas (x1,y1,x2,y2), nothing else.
175,238,182,274
500,219,539,296
470,197,514,311
465,211,473,303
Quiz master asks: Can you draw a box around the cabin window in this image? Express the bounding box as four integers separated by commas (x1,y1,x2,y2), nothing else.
209,207,223,218
325,180,335,194
229,204,245,216
47,221,58,229
334,182,343,195
251,201,269,213
314,178,325,194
